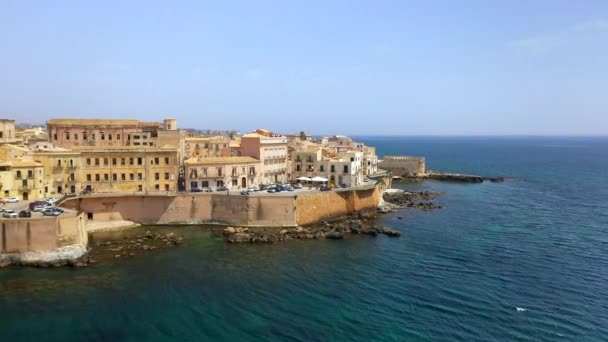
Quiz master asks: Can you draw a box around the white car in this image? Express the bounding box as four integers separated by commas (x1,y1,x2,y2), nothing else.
2,210,17,218
5,197,19,203
33,205,49,212
46,198,59,204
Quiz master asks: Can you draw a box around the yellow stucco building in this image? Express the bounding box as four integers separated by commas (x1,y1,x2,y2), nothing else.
0,160,45,200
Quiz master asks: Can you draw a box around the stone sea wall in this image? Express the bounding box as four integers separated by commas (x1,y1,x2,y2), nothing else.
61,186,382,228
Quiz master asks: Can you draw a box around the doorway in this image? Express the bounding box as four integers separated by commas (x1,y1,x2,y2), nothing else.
22,192,29,200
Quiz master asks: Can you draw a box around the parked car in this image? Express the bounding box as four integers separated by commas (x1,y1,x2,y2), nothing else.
286,186,294,191
46,197,59,204
204,188,213,192
191,188,203,193
18,210,31,218
48,207,64,213
260,184,268,191
217,186,228,192
267,188,277,193
42,208,61,216
249,186,260,192
5,197,19,203
33,205,49,212
293,183,303,189
320,185,332,192
240,190,250,196
340,183,348,188
3,210,17,218
29,200,47,210
0,207,5,213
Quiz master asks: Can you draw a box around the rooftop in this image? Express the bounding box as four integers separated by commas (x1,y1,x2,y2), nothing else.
185,156,260,165
47,118,140,126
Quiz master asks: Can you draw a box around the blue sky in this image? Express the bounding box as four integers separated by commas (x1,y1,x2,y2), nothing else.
1,1,607,135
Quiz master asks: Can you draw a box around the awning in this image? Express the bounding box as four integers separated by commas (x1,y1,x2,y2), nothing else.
311,176,328,182
296,177,312,181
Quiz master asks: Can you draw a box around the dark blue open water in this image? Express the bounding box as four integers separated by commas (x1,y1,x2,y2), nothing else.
1,136,608,341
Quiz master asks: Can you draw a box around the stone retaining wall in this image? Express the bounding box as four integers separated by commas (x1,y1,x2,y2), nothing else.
61,186,382,228
0,214,87,254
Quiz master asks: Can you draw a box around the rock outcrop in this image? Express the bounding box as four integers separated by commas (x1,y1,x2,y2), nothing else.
0,245,89,268
381,190,443,211
89,231,184,263
223,219,401,244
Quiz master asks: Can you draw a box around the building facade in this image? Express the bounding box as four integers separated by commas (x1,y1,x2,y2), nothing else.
30,149,83,196
240,129,288,184
291,148,365,187
184,136,231,159
185,157,261,191
0,160,45,200
77,147,179,193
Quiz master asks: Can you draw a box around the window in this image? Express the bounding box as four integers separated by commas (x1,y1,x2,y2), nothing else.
296,164,301,171
22,179,27,186
138,185,143,191
154,157,159,165
27,170,33,178
343,165,348,173
101,133,105,140
121,173,126,181
249,167,255,175
138,173,143,180
232,179,238,186
155,172,160,180
86,158,91,166
16,170,21,178
103,158,108,166
165,184,170,191
129,158,134,165
232,167,237,176
137,157,142,165
95,158,99,166
83,132,87,140
113,174,117,181
217,167,222,176
91,133,95,140
69,159,74,167
74,134,78,140
307,155,313,162
296,155,302,162
203,168,208,176
117,134,121,140
165,157,169,165
69,173,75,181
130,173,134,181
53,133,58,140
164,172,169,180
121,158,126,165
87,174,91,182
202,181,209,188
57,160,61,167
331,165,336,173
350,157,354,162
127,134,131,140
104,174,109,181
108,134,112,140
95,174,100,181
112,158,117,166
320,165,325,172
65,132,70,140
155,184,160,190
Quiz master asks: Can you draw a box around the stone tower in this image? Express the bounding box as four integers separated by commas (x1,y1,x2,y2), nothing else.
164,118,177,130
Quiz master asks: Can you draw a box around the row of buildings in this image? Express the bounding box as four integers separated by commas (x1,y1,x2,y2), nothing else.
0,118,379,201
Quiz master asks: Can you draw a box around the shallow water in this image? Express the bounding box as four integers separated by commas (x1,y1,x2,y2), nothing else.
1,136,607,341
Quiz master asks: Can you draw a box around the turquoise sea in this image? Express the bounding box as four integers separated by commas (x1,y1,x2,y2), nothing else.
1,136,608,341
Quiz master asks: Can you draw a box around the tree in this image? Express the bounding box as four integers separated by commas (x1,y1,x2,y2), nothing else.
229,132,235,140
299,131,306,141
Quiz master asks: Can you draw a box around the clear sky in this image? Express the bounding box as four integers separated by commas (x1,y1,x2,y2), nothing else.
1,1,607,135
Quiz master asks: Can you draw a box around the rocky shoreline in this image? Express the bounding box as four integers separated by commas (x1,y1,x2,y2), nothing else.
88,230,185,263
379,190,444,213
0,245,90,268
397,171,505,183
223,218,401,243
